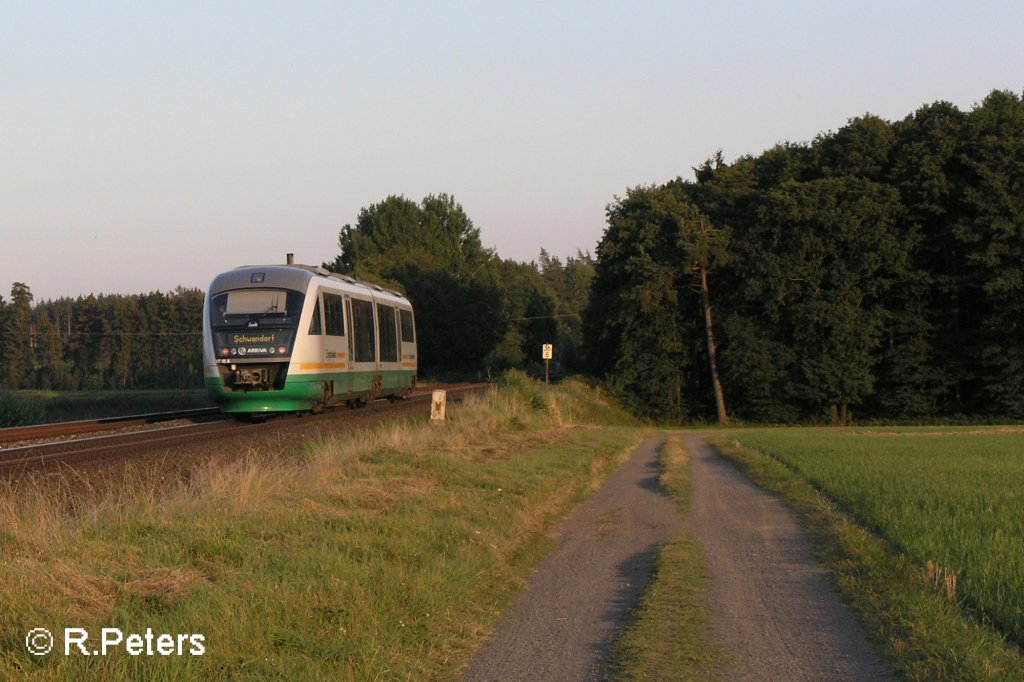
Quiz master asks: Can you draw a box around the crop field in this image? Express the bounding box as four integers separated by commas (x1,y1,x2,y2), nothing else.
727,427,1024,649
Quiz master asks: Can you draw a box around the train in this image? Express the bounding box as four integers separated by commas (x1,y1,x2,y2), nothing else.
202,258,417,414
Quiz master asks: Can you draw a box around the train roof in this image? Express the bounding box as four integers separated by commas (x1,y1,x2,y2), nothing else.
208,264,410,303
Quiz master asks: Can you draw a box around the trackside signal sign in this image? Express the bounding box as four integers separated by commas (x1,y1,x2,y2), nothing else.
542,344,553,360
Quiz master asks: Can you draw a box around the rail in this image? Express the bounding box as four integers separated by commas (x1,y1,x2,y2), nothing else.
0,407,224,446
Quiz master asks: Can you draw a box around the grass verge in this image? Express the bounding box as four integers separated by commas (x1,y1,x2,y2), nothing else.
0,373,641,680
610,435,725,681
710,433,1024,682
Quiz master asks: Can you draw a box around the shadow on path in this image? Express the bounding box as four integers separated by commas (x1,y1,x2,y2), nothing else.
462,436,680,682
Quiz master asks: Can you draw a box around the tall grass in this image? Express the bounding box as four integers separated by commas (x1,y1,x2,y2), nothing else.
0,374,641,680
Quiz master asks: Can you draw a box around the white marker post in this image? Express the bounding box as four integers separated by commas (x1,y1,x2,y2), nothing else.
542,344,553,386
431,389,447,424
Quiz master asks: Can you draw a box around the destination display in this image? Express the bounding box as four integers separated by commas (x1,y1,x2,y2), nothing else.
213,329,296,361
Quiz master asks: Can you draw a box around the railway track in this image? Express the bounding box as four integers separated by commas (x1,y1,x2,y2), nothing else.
0,384,484,476
0,407,224,446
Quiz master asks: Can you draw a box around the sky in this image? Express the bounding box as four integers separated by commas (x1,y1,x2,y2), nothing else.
2,1,1022,302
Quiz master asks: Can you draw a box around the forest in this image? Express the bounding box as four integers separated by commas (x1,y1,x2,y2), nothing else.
585,89,1024,422
0,286,205,391
1,88,1021,424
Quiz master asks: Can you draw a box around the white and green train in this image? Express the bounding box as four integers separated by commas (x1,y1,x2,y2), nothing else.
202,261,417,414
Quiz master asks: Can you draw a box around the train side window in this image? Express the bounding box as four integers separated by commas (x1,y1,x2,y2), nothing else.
399,309,415,343
377,304,398,362
308,301,322,335
324,293,345,336
351,298,376,362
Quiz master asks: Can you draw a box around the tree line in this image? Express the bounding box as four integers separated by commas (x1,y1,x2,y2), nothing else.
323,193,593,378
0,285,205,390
584,89,1024,423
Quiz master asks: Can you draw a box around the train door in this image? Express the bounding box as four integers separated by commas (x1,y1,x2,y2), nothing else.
344,297,354,360
303,289,325,372
397,305,417,374
347,294,378,398
398,306,417,375
376,302,401,391
321,291,348,400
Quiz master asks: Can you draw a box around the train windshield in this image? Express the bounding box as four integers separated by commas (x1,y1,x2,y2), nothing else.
226,290,286,315
209,289,305,327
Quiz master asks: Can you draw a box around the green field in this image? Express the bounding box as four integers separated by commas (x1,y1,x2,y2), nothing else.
723,427,1024,675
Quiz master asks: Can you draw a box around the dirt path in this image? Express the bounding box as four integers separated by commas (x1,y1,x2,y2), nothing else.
462,436,683,681
685,434,897,681
462,435,897,681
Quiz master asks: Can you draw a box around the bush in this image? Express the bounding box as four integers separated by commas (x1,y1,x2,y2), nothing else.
0,392,46,427
498,369,548,411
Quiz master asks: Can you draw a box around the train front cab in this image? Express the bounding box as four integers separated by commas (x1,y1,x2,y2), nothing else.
203,267,321,413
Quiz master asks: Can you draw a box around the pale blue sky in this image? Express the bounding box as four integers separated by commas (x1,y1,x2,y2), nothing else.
2,1,1022,301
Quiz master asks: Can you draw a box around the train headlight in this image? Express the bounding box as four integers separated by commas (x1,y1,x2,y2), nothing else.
277,346,287,354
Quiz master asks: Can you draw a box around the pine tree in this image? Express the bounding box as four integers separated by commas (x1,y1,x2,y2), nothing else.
3,283,34,389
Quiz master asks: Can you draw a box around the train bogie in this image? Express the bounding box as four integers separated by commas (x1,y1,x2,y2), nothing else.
202,262,417,414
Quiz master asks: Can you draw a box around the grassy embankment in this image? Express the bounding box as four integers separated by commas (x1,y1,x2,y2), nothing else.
0,373,645,680
0,389,213,427
714,427,1024,681
610,435,725,681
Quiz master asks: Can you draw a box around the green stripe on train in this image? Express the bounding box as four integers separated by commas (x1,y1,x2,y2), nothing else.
205,369,416,413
